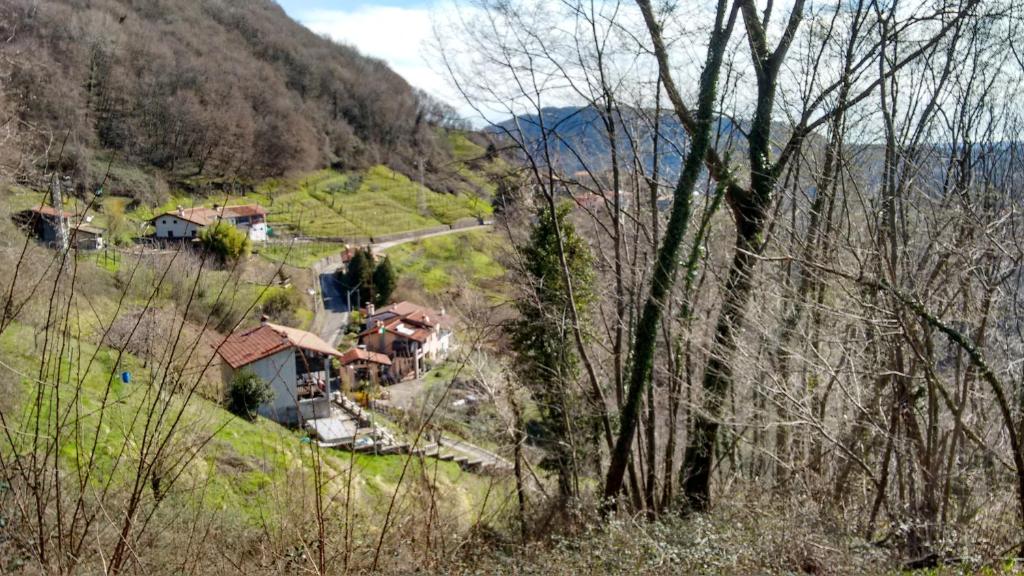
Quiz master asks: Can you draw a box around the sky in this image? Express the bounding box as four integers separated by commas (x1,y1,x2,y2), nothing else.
278,1,458,108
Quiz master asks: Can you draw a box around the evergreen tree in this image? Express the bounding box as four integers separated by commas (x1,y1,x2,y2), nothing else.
509,202,593,503
372,256,397,306
344,247,375,305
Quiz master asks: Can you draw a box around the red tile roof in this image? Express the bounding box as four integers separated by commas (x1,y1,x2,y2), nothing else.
216,322,341,369
359,318,431,343
152,204,266,227
265,322,342,359
154,207,216,226
223,205,267,218
216,325,291,369
371,301,451,329
25,205,74,219
339,348,392,366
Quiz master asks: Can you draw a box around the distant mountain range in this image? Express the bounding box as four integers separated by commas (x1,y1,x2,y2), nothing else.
493,106,743,180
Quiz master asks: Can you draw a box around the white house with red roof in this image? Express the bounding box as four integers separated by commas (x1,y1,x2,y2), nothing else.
152,204,268,241
215,320,343,425
358,301,453,380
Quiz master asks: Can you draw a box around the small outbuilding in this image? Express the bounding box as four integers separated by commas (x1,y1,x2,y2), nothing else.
13,205,73,245
339,347,393,387
13,205,106,250
70,223,106,250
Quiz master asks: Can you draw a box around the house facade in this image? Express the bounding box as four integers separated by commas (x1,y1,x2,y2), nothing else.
358,301,453,381
216,320,343,425
152,204,268,241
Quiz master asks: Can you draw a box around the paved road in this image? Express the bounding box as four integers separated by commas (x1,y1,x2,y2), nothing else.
313,258,349,345
370,223,493,254
312,223,493,345
301,224,508,473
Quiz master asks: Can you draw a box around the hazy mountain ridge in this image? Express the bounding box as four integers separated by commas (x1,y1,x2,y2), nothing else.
495,106,746,180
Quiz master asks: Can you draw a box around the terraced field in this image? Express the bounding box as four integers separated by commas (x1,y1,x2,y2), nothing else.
150,166,491,239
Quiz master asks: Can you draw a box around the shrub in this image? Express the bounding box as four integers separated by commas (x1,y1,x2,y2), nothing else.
261,287,303,324
226,369,272,421
345,310,364,335
199,221,251,262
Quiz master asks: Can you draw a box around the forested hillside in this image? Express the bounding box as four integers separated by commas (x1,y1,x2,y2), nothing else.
0,0,463,199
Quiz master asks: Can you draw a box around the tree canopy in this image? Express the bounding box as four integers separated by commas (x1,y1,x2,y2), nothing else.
199,221,251,262
510,202,594,501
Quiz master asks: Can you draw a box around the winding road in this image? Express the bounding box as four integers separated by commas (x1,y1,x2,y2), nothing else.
312,223,493,345
308,222,510,473
368,223,493,253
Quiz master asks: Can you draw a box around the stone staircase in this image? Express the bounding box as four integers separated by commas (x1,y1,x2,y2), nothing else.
327,395,512,475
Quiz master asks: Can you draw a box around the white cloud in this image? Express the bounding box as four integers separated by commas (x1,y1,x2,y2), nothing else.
297,5,457,105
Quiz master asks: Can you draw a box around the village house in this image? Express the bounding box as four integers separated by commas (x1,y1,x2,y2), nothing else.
151,204,268,241
13,205,106,250
215,319,343,426
358,301,453,381
338,347,393,387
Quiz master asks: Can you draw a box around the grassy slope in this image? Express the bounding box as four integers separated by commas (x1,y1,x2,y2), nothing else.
7,168,489,244
5,131,504,273
0,321,509,529
385,230,508,301
147,165,492,240
257,241,347,268
0,144,514,549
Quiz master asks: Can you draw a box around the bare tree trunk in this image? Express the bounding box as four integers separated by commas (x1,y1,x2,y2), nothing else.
603,0,737,510
681,0,807,511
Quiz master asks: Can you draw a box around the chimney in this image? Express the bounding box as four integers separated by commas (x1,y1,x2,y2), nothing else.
367,303,375,319
260,314,270,325
176,205,184,216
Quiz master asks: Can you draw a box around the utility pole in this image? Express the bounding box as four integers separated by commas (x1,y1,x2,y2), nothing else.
346,283,362,314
